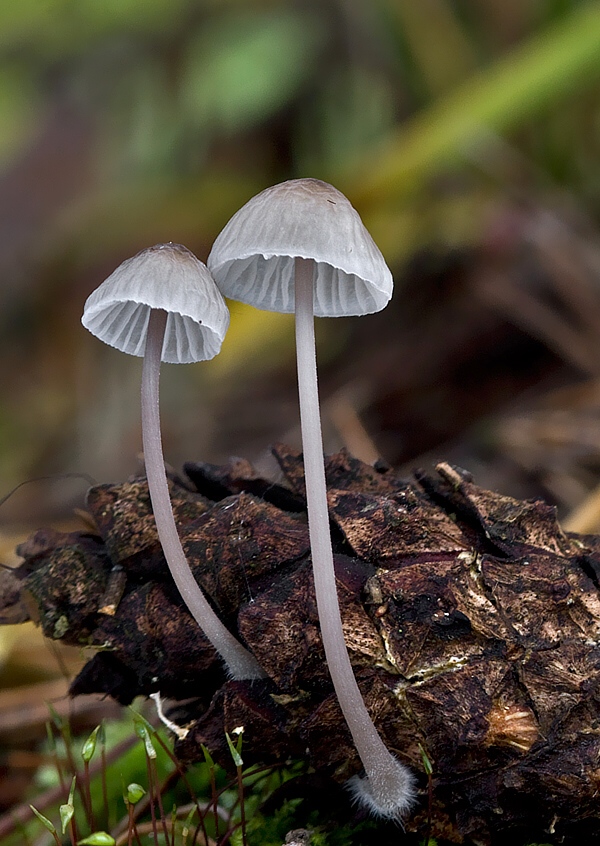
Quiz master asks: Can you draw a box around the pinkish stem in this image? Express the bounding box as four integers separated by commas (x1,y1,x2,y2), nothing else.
141,308,265,680
294,257,415,818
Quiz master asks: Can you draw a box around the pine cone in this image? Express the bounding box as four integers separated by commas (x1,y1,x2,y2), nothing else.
4,446,600,844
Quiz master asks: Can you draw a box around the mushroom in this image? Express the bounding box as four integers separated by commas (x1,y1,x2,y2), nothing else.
208,180,416,818
81,242,265,681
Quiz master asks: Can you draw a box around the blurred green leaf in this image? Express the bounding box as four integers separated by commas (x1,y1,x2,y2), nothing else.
181,8,323,133
348,2,600,203
77,833,116,846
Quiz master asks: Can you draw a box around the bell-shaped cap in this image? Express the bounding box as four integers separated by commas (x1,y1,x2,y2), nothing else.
82,243,230,364
207,179,393,317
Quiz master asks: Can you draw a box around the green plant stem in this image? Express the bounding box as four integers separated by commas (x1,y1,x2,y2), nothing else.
100,726,109,830
84,759,97,832
149,757,171,846
237,765,247,846
152,733,211,846
0,733,139,841
144,752,160,846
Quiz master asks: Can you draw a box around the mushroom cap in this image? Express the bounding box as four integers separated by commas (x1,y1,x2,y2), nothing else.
81,243,230,364
207,179,393,317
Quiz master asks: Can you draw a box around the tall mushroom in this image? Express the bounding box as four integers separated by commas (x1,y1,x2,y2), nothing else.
208,180,416,818
82,242,265,681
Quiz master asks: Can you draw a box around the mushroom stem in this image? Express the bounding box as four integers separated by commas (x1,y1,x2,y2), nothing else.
294,258,415,818
141,308,266,681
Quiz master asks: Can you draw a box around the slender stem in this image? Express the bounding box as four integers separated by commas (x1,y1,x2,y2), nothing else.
294,257,414,817
127,804,135,846
236,764,247,846
141,309,265,680
83,760,96,831
100,726,109,830
144,753,159,846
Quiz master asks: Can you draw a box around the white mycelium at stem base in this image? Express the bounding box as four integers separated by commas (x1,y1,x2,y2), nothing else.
81,243,265,681
208,180,416,818
294,257,415,818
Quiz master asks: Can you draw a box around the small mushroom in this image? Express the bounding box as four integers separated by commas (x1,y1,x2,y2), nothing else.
82,243,265,681
208,180,415,818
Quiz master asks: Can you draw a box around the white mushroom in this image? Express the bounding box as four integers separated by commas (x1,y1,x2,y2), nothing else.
208,180,415,818
82,242,265,681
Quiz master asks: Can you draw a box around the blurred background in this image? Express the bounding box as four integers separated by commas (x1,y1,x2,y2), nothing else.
4,0,600,804
4,0,600,532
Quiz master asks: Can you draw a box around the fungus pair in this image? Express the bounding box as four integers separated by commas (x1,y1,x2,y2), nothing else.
82,243,264,681
82,179,416,819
